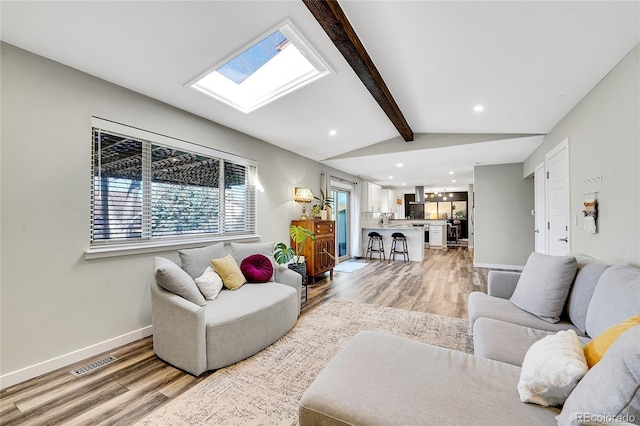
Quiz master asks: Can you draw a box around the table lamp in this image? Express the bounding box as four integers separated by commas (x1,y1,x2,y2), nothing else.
294,188,313,219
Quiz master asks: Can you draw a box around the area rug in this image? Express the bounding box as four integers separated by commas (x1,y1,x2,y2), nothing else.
333,261,369,273
136,300,473,426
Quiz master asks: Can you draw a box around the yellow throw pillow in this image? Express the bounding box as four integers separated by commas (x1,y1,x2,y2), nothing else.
210,255,246,291
583,313,640,368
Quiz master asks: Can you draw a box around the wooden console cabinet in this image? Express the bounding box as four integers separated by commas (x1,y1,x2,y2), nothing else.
291,219,335,283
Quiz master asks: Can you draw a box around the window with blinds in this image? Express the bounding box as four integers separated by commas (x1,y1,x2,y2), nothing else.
91,123,257,247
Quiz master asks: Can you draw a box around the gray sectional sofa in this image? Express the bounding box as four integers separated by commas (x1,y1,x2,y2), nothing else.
469,257,638,366
299,254,640,425
151,242,302,376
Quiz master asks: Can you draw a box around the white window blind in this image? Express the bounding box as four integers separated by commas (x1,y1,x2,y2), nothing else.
223,161,257,234
90,121,257,248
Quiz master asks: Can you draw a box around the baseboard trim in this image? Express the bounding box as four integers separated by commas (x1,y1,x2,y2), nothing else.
0,325,153,390
473,262,524,271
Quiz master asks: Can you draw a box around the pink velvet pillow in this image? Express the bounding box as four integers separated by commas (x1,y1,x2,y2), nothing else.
240,254,274,283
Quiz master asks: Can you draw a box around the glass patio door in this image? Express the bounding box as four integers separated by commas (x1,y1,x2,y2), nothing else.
331,188,350,260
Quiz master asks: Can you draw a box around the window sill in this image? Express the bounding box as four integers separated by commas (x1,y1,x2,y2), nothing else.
84,234,261,260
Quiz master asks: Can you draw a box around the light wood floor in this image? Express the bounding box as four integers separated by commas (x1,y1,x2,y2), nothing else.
0,248,488,426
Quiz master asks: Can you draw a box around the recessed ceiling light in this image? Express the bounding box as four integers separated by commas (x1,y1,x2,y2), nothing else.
452,179,456,183
396,163,404,167
449,171,454,175
388,176,393,179
473,105,484,112
329,129,337,136
402,183,406,186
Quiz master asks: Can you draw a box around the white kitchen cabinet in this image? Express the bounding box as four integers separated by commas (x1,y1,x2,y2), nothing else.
362,182,381,212
429,224,445,247
380,189,397,213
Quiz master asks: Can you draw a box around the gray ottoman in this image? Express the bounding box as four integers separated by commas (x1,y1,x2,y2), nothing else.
298,331,559,426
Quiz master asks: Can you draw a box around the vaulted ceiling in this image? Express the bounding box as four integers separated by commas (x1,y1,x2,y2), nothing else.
2,1,638,192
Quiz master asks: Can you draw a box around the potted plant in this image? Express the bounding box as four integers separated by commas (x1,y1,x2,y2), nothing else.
310,204,322,218
452,205,460,224
313,189,334,220
274,225,316,278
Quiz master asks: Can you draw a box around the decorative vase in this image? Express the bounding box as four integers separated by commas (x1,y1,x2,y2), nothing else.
288,262,307,282
320,210,328,220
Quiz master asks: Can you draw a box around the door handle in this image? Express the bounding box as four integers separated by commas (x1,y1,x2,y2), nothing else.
558,237,568,243
534,229,540,234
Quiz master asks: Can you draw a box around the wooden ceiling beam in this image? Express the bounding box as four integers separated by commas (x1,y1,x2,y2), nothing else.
303,0,414,142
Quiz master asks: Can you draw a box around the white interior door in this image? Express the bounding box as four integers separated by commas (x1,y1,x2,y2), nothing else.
545,139,570,255
534,163,546,253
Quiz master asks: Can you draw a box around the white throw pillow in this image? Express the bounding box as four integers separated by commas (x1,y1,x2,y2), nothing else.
518,329,588,407
195,266,223,300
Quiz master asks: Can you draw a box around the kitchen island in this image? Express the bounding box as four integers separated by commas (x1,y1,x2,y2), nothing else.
362,226,426,262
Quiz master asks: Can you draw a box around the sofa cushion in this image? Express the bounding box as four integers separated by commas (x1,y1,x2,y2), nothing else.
299,331,559,426
204,283,298,370
584,313,640,368
473,317,558,367
240,254,274,283
565,262,611,335
230,241,276,282
154,257,206,306
585,265,640,339
194,266,223,300
178,242,227,279
510,252,577,323
556,325,640,426
469,292,582,334
211,255,247,290
517,330,587,407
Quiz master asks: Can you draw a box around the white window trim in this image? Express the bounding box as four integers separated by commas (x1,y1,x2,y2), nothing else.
185,19,333,114
91,117,257,168
86,117,258,259
84,234,260,260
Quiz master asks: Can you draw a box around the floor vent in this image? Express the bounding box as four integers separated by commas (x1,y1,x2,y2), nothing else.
70,355,118,377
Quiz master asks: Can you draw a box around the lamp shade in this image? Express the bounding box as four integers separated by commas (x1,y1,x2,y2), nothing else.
294,188,313,203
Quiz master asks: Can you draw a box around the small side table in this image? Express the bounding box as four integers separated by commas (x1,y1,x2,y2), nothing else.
302,275,309,301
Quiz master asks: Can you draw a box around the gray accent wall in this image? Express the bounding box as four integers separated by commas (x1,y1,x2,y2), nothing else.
474,164,534,269
524,44,639,267
0,43,356,377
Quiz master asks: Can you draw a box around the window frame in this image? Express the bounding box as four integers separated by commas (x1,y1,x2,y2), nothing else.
85,117,259,259
186,19,332,114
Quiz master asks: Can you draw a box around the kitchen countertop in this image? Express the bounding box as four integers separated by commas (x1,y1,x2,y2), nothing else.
388,220,446,226
363,225,417,230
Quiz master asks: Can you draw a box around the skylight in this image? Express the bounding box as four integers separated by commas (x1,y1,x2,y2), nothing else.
188,22,330,113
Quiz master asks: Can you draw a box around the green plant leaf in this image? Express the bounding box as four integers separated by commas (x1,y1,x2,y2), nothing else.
289,225,316,261
273,242,294,265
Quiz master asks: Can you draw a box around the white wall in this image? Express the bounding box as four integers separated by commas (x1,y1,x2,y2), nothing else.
0,42,356,383
524,44,640,267
473,163,534,269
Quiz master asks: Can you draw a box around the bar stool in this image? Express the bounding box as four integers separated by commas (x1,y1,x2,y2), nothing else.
365,231,385,261
389,232,409,262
